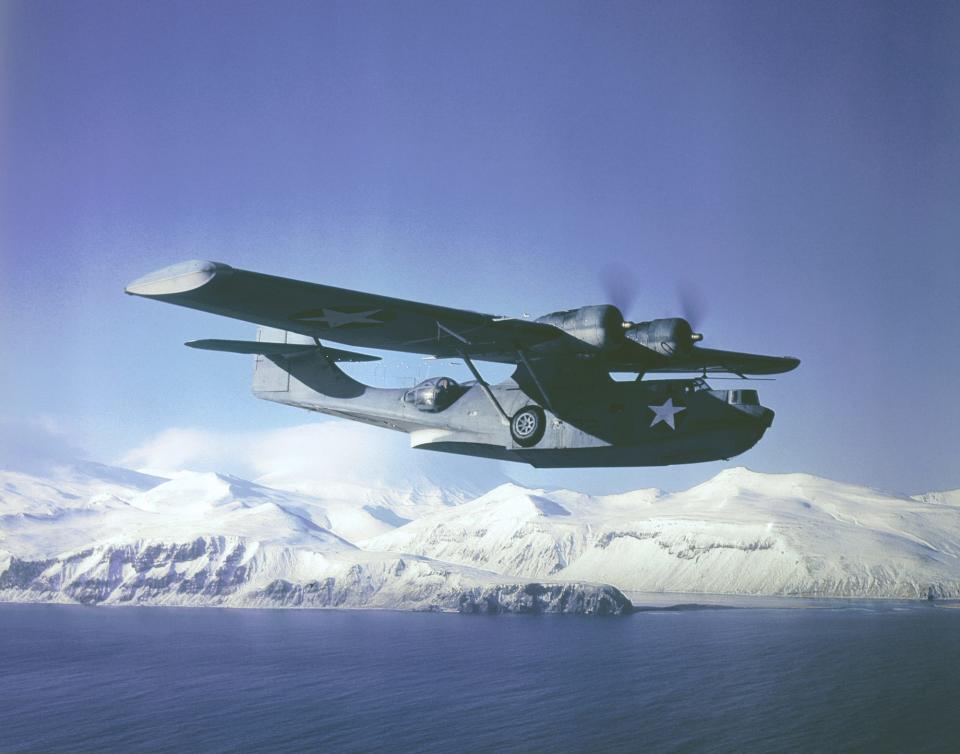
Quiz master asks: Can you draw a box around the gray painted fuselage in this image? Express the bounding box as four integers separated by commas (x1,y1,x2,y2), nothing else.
254,330,773,468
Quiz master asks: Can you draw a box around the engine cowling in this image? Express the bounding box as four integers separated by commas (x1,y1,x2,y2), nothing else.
535,304,625,351
624,317,700,356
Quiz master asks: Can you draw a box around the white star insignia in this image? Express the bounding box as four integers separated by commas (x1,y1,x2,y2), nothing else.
649,398,686,430
297,309,383,328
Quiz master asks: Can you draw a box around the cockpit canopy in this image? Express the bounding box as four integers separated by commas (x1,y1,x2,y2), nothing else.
403,377,466,413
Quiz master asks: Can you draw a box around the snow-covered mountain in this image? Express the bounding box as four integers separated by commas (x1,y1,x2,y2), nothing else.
3,459,959,608
252,454,502,528
1,465,352,558
364,468,960,599
0,463,628,614
913,489,960,506
120,422,508,531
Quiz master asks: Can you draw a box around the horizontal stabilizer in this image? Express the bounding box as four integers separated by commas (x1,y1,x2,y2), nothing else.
185,339,380,362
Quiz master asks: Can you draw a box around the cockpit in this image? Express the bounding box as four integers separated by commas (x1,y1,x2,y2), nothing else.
727,389,760,406
683,377,712,394
403,377,466,413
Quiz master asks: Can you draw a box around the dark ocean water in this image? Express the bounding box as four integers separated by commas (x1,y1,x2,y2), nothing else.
1,603,959,753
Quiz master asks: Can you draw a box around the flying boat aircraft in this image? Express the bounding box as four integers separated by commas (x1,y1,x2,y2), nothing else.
126,260,799,468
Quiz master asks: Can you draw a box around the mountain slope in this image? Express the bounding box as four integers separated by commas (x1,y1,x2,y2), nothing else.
914,489,960,506
365,468,960,599
0,463,630,614
4,460,960,604
0,467,355,559
0,536,629,614
122,422,509,528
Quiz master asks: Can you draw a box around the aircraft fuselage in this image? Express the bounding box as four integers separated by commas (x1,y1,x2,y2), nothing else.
253,330,773,468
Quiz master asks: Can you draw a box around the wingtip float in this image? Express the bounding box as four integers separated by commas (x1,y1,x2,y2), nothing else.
125,260,232,297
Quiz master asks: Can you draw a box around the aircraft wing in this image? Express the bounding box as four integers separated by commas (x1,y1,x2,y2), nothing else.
605,345,800,376
125,260,562,362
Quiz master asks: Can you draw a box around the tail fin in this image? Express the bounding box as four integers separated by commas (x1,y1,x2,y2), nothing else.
251,328,368,398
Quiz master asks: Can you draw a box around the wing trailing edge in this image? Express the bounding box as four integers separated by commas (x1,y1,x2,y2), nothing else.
629,347,800,376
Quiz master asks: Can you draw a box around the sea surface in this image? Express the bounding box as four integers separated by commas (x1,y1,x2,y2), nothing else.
1,601,959,753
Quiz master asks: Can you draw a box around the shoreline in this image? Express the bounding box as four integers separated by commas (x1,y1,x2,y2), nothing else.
2,593,957,616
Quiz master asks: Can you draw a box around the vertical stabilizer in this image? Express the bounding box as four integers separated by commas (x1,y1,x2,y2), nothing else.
252,328,292,392
252,327,367,399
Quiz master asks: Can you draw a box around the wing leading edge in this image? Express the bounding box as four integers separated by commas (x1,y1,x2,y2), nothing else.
127,260,799,376
125,260,561,362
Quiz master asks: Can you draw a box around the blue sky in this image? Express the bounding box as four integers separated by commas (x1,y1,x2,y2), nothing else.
2,1,958,494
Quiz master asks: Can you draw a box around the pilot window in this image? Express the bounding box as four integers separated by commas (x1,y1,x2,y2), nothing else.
403,377,465,412
728,390,759,406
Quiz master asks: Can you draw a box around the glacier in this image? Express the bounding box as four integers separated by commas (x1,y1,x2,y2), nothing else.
2,457,959,611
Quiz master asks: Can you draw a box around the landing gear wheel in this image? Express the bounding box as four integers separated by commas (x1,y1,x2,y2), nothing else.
511,406,546,448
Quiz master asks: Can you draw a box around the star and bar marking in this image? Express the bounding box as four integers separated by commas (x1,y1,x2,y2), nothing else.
648,398,686,430
295,308,384,328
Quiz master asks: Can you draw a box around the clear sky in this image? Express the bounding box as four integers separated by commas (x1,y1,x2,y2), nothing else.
2,0,958,494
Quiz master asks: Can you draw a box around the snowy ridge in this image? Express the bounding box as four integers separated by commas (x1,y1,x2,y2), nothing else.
2,460,959,607
0,464,629,614
913,489,960,507
365,468,960,599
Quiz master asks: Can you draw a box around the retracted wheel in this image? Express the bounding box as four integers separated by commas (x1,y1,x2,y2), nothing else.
510,405,546,448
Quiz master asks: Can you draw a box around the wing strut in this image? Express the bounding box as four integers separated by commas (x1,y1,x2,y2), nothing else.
437,321,469,344
515,350,554,414
436,320,510,424
459,349,510,424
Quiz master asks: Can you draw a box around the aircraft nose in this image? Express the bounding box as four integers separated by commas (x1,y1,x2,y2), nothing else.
732,402,774,429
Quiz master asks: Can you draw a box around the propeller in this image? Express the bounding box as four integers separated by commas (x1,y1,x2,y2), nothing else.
676,280,704,330
675,279,706,343
599,262,638,319
600,264,705,344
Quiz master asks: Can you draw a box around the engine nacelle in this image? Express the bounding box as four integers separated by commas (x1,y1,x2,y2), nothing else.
535,304,625,351
625,317,698,356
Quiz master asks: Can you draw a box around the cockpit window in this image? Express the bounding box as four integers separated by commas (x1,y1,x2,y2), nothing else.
403,377,466,412
728,389,759,406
